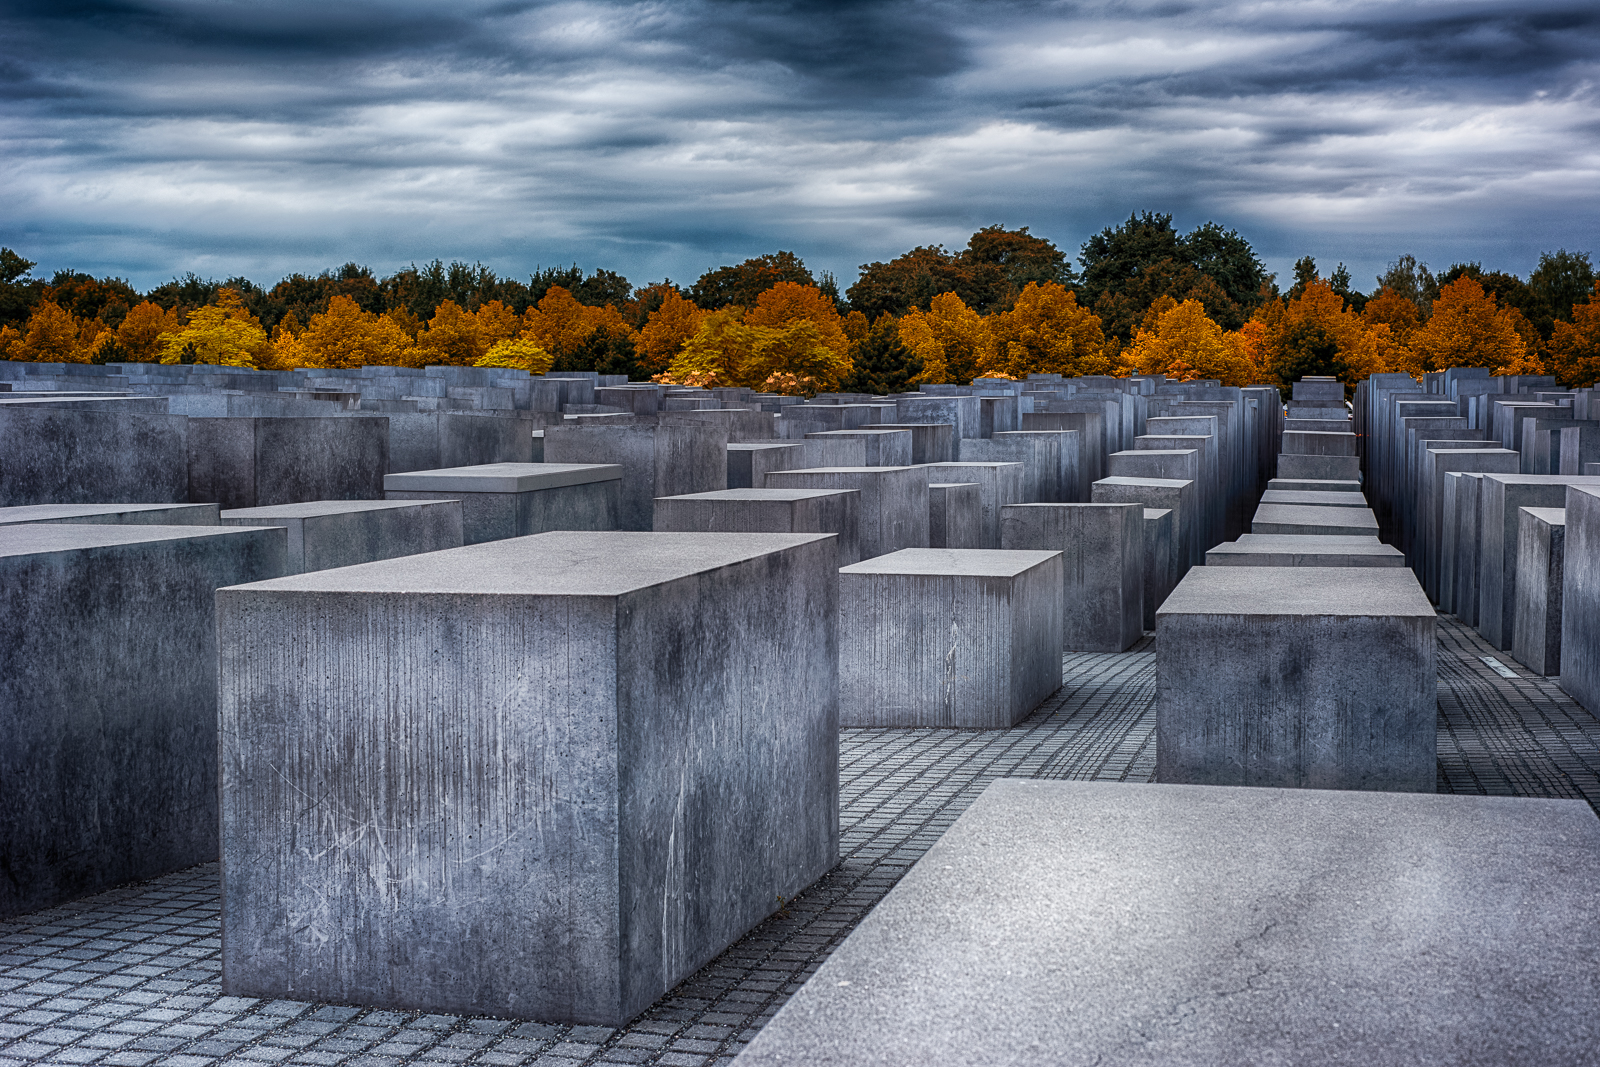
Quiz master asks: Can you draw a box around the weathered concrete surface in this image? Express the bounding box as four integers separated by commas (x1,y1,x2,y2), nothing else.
993,430,1083,502
220,499,464,574
1478,475,1600,651
838,548,1063,728
1421,449,1521,605
1281,430,1358,456
1156,566,1436,792
0,406,189,506
384,463,622,544
1511,506,1565,677
0,503,220,526
653,488,861,565
1205,538,1405,567
1275,453,1361,482
1266,478,1363,493
862,423,955,465
1142,508,1174,629
804,429,912,467
725,439,867,489
0,524,288,919
188,416,389,509
1090,476,1197,571
1251,503,1379,536
544,420,728,530
1258,489,1370,509
1561,486,1600,715
733,780,1600,1067
763,467,929,559
958,435,1061,504
928,482,983,549
218,531,840,1025
379,411,536,473
1000,503,1143,652
894,395,980,441
916,462,1025,549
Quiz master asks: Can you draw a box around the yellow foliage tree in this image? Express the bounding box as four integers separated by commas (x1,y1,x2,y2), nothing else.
665,309,850,395
1124,299,1256,385
413,300,484,365
114,302,185,363
159,289,270,367
1410,276,1541,374
984,282,1110,379
521,286,636,364
899,292,994,385
745,283,849,352
474,300,522,350
288,294,416,369
636,289,706,375
476,338,554,375
667,310,755,389
1548,282,1600,387
16,301,86,362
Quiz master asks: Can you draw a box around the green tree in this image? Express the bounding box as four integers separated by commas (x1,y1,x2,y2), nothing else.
690,252,814,309
0,248,43,328
842,314,922,394
1527,249,1595,339
1374,255,1437,318
847,225,1073,319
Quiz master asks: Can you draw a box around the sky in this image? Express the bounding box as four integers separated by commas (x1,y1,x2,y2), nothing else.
2,0,1598,297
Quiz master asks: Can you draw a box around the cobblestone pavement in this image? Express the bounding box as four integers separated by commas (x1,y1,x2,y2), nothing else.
5,619,1598,1066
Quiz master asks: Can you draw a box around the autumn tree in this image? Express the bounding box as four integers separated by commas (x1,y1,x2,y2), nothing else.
476,339,554,375
847,226,1073,318
743,282,849,356
1373,255,1437,319
0,248,42,327
898,292,994,385
1547,282,1600,387
116,301,185,362
1362,287,1421,347
1409,275,1541,374
689,252,813,309
1527,250,1596,339
635,288,706,376
521,286,643,378
278,294,416,369
1124,299,1255,386
983,283,1110,379
159,288,271,367
13,301,84,362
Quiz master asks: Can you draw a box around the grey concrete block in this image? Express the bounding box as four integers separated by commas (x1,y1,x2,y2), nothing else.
726,441,866,489
917,462,1026,549
384,463,622,544
1561,485,1600,714
663,407,779,443
1478,475,1600,650
188,416,389,509
544,420,728,531
805,428,912,467
1266,478,1362,493
0,502,220,526
895,395,980,440
1251,503,1379,536
380,411,536,473
838,548,1063,728
1205,538,1405,567
1000,503,1143,652
1023,410,1105,483
652,488,861,565
763,467,929,559
1283,418,1352,432
0,524,288,919
1276,453,1361,481
1090,476,1197,571
929,482,983,549
218,530,839,1025
994,430,1084,502
220,499,464,574
1258,489,1369,509
1281,430,1357,456
863,422,955,464
1557,424,1600,475
1511,507,1565,676
735,780,1600,1067
0,406,190,506
1142,508,1174,629
957,435,1059,503
1156,566,1436,791
1293,379,1344,404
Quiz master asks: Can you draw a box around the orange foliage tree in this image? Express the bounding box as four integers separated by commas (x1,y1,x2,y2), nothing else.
899,292,994,385
1548,282,1600,386
983,282,1110,379
1410,276,1542,375
276,294,417,369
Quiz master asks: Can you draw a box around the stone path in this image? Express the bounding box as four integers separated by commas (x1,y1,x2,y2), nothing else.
4,619,1598,1067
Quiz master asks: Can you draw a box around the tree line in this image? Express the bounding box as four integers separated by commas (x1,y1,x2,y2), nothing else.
1,213,1597,393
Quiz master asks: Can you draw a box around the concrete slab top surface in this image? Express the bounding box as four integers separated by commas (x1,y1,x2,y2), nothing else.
1208,540,1402,558
1266,478,1363,493
1252,503,1379,528
382,462,623,493
1258,490,1371,508
840,547,1061,578
1483,474,1600,487
1112,448,1199,458
736,779,1600,1067
769,466,915,476
1235,533,1381,546
221,530,832,596
1094,476,1192,489
926,481,980,489
0,502,217,524
1159,565,1434,616
1522,506,1567,526
0,523,276,559
219,499,459,519
658,488,860,502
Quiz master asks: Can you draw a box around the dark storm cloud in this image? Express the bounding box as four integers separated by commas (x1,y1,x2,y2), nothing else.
0,0,1596,291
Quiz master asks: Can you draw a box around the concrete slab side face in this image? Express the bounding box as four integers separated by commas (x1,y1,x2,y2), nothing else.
220,499,465,574
1156,566,1436,792
762,468,929,559
0,502,221,526
1000,503,1143,652
838,549,1064,728
0,406,189,507
1511,507,1565,677
733,781,1600,1067
0,524,288,919
1561,486,1600,714
218,531,840,1025
652,489,861,565
1478,476,1600,651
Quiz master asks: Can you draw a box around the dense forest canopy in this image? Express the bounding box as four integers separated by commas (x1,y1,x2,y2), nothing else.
2,215,1598,393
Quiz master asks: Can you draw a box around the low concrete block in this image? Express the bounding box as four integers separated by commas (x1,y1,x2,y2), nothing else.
1090,476,1197,571
0,406,189,506
1258,489,1369,509
762,467,929,559
188,416,389,508
929,483,983,549
384,463,622,544
862,423,955,464
1281,430,1357,456
839,549,1063,728
1143,508,1174,629
1205,537,1405,567
220,499,464,574
0,503,220,526
1251,503,1379,536
1266,478,1362,493
1000,503,1143,652
1156,566,1435,791
1276,453,1361,482
805,428,912,466
734,781,1600,1067
653,488,861,564
1511,507,1565,676
1561,486,1600,714
218,531,840,1025
917,462,1026,549
1,524,288,919
544,420,728,531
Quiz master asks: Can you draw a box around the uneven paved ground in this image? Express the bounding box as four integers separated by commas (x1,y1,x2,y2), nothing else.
4,618,1598,1067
